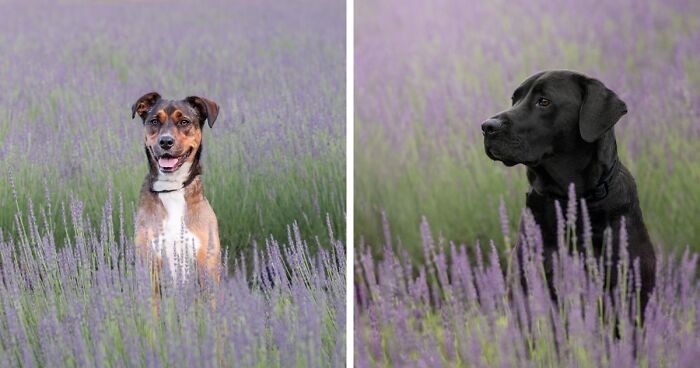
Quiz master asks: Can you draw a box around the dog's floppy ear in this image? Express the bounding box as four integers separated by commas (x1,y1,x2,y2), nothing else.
185,96,219,128
578,78,627,143
131,92,162,120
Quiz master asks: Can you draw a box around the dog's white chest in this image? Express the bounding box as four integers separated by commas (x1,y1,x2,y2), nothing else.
151,190,201,279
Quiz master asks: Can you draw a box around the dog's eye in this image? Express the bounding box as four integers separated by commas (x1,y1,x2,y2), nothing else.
536,98,551,107
148,119,159,126
178,120,191,127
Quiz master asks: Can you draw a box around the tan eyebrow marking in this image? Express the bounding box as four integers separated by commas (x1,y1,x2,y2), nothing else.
156,110,167,123
171,110,183,121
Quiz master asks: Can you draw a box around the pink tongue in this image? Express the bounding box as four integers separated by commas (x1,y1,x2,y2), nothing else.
158,157,178,168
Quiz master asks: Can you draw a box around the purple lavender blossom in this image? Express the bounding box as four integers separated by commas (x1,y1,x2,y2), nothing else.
0,195,345,367
356,213,700,367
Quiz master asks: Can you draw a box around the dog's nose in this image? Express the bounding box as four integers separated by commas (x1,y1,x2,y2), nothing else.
159,135,175,150
481,118,504,136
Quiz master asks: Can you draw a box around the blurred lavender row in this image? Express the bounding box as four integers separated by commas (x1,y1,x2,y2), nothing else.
0,0,346,255
355,201,699,367
357,0,699,153
0,193,345,367
354,0,700,256
0,0,344,172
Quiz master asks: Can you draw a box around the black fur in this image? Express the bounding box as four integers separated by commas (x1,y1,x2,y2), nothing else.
482,70,655,315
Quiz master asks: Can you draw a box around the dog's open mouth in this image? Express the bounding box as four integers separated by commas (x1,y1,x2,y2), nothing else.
157,148,192,173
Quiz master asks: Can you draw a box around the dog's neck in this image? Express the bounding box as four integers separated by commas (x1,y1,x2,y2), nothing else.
146,145,203,194
527,131,618,199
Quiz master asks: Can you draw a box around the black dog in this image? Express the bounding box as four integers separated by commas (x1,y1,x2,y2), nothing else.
482,70,655,314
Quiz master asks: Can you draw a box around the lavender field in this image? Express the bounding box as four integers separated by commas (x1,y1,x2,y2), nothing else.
356,201,700,366
0,0,345,255
1,193,345,367
0,0,345,366
356,0,699,365
356,0,700,257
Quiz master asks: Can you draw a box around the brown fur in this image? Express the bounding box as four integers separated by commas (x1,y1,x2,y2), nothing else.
131,92,221,305
134,178,221,282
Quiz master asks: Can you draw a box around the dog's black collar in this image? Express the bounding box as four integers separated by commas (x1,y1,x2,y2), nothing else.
582,159,619,202
150,186,181,194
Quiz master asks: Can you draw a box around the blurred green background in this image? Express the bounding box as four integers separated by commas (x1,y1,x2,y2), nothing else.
0,1,346,263
355,0,700,262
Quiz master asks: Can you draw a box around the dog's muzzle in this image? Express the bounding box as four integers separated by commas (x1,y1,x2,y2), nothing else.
154,147,193,173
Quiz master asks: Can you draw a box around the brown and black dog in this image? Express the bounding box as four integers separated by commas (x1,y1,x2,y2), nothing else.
482,70,655,314
132,92,221,287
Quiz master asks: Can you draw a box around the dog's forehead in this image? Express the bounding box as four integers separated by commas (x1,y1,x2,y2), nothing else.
149,100,197,117
517,71,583,100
